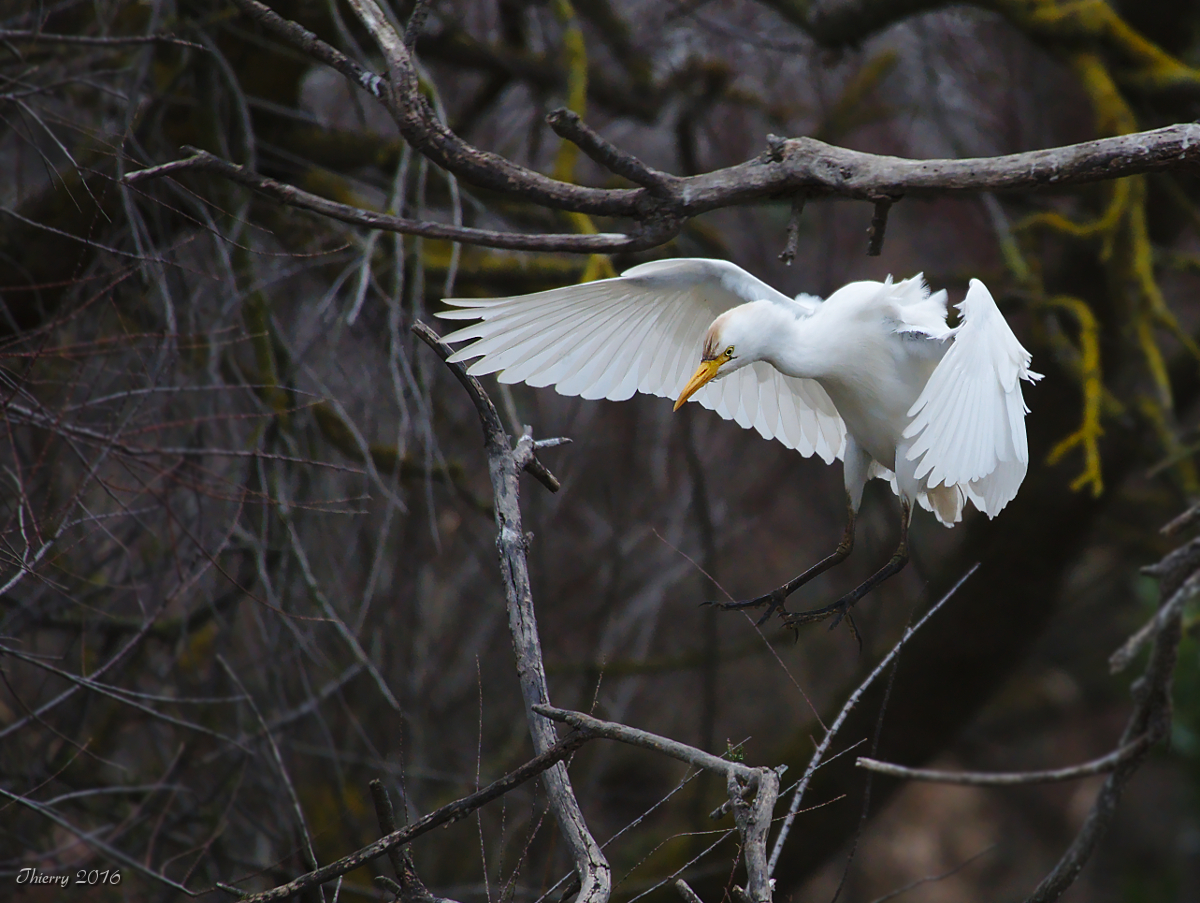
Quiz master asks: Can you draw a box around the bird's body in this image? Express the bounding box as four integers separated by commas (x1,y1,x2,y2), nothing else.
439,258,1040,632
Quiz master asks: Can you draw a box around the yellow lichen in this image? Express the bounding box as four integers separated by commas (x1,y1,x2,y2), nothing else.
550,0,615,283
1041,295,1105,496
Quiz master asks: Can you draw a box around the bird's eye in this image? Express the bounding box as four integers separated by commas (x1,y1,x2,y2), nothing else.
724,345,735,357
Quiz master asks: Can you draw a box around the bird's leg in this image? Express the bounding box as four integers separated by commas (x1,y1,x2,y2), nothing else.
782,500,911,637
711,502,856,626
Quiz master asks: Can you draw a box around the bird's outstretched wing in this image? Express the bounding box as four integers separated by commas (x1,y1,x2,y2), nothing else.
438,258,845,462
902,279,1042,516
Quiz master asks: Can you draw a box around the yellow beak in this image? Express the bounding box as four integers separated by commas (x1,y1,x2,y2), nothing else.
674,359,721,411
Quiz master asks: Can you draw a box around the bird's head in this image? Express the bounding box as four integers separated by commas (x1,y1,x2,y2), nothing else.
673,305,764,411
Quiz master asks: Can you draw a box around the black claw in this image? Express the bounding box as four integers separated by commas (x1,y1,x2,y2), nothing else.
753,605,779,627
780,596,865,649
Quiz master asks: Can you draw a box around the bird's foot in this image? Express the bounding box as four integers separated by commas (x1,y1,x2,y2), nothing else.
781,597,862,650
705,588,789,627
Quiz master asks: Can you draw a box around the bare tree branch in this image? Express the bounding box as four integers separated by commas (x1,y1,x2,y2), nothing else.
0,29,204,49
412,321,612,903
546,108,674,195
767,564,979,877
368,780,458,903
148,1,1200,256
856,732,1156,786
225,732,591,901
1110,542,1200,672
675,879,706,903
532,704,760,781
728,767,780,903
865,196,895,256
532,704,781,903
1023,534,1189,902
122,149,658,253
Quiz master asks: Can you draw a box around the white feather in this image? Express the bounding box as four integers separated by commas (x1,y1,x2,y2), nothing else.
439,259,845,463
439,262,1039,526
902,279,1042,516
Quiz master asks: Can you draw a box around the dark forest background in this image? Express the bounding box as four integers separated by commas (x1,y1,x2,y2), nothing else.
4,0,1200,901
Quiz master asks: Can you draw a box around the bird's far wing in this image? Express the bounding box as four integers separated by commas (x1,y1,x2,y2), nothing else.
437,258,844,461
901,279,1042,516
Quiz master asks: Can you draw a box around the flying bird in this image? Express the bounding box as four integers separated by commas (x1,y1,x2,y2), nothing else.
437,258,1040,635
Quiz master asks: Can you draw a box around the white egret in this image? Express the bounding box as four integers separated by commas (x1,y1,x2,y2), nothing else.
437,258,1040,634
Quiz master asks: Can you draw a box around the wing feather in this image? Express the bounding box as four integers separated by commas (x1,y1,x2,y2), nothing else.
439,259,846,461
903,279,1041,516
755,366,779,442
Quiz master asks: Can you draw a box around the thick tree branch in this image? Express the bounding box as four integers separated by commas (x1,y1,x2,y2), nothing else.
206,0,1200,256
681,124,1200,211
728,767,780,903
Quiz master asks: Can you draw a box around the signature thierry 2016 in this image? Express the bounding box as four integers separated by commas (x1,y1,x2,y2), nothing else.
16,866,122,887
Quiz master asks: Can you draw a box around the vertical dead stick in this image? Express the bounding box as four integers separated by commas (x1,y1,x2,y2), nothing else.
729,768,780,903
412,322,612,903
779,197,805,265
368,780,451,903
866,196,895,256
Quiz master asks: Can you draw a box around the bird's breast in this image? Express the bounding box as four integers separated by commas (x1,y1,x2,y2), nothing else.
811,341,938,470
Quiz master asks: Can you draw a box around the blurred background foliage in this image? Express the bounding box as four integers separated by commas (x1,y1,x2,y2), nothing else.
4,0,1200,900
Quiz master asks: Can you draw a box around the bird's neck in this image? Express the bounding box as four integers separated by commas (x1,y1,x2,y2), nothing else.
748,305,830,380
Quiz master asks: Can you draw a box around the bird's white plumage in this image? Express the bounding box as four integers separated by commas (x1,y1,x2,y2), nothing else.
438,259,1038,526
440,259,844,462
902,279,1042,516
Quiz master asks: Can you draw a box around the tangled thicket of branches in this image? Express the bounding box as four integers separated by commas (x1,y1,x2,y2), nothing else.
5,1,1200,902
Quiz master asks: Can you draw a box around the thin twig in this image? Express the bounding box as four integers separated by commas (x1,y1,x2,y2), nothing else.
857,733,1155,785
1023,538,1186,903
0,785,198,895
866,845,995,903
0,29,204,49
227,733,591,901
546,108,673,195
766,564,978,877
411,322,562,493
123,149,649,254
217,657,323,891
533,704,760,781
831,619,905,903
